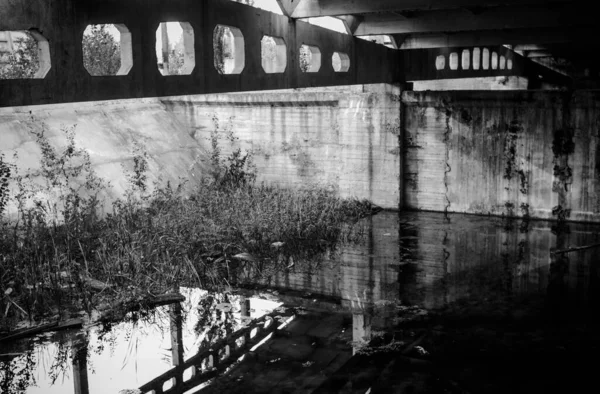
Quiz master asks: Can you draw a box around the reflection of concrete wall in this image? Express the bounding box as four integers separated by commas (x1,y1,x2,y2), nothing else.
257,210,600,319
399,211,600,312
0,83,401,217
403,90,600,222
263,212,400,312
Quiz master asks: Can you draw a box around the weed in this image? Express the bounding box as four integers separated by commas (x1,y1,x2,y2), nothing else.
0,154,11,217
208,114,256,189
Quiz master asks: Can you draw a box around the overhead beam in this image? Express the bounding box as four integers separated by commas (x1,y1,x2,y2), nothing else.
0,0,400,108
523,51,554,58
278,0,576,18
338,15,363,35
402,45,572,87
354,4,595,35
396,27,583,49
513,44,549,52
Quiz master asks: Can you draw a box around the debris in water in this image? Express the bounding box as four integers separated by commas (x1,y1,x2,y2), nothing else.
233,253,257,262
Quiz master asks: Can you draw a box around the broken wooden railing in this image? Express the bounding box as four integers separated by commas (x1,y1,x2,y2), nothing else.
138,309,294,394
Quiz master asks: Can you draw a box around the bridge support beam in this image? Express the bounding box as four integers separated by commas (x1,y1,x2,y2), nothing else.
0,0,400,107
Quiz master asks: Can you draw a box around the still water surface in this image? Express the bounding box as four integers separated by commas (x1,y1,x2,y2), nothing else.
1,211,599,393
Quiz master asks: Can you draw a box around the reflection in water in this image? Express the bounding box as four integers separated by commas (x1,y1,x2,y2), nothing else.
2,211,600,392
0,289,281,394
236,210,600,344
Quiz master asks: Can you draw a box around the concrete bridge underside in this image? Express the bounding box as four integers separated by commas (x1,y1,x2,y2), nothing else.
0,0,572,108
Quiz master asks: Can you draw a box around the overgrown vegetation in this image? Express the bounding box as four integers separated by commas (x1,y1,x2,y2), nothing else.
0,119,375,331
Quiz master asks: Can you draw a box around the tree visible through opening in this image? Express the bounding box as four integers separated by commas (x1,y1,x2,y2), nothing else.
0,31,41,79
82,24,122,76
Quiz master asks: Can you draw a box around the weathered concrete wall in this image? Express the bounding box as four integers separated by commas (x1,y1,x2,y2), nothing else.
0,98,211,216
163,84,402,209
403,90,600,222
0,83,401,216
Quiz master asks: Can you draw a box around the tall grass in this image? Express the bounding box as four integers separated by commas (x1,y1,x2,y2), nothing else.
0,120,375,331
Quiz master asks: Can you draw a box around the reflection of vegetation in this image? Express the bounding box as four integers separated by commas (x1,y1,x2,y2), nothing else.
0,353,36,394
0,32,40,79
195,293,240,349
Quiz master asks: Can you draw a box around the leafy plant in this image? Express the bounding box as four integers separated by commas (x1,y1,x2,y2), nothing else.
208,114,256,189
0,153,11,217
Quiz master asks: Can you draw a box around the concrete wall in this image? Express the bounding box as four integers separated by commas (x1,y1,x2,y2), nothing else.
162,84,402,209
0,83,402,216
403,90,600,222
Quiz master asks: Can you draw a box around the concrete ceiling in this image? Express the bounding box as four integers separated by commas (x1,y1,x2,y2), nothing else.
276,0,598,80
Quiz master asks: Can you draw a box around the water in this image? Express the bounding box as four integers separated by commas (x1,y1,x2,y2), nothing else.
2,211,600,393
0,289,282,394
